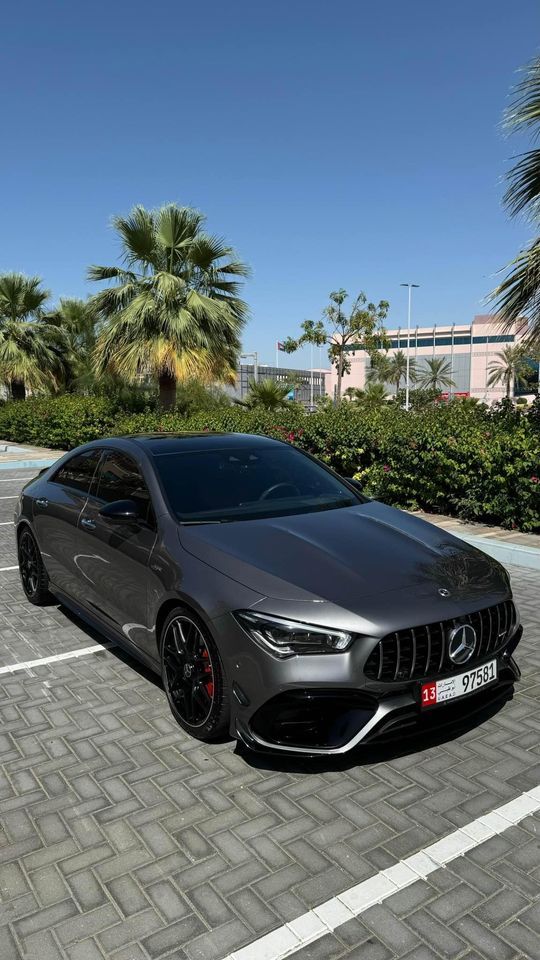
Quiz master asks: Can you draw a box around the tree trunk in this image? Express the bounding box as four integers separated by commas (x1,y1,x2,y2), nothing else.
336,354,343,403
158,372,177,410
10,379,26,401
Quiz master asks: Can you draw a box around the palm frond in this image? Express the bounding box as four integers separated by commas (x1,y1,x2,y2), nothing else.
112,206,159,271
157,205,204,263
503,149,540,219
491,237,540,335
504,56,540,137
87,265,138,284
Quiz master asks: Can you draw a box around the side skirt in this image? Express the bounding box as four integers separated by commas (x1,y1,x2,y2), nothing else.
50,584,161,676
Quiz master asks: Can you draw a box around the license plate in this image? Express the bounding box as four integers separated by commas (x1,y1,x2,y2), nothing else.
421,659,498,708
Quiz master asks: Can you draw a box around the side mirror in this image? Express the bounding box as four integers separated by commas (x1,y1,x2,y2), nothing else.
99,499,141,524
345,477,363,492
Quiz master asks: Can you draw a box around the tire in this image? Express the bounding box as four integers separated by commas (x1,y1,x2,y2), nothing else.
160,606,230,742
18,527,53,606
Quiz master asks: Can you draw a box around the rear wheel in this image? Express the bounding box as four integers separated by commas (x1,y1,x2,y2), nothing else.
18,528,52,605
160,607,230,741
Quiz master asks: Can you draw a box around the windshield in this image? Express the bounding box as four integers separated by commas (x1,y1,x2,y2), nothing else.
153,444,362,522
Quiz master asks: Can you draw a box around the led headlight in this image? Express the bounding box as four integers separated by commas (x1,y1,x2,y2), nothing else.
234,610,354,658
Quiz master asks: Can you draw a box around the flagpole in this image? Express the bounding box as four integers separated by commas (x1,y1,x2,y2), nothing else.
276,341,279,369
310,342,314,409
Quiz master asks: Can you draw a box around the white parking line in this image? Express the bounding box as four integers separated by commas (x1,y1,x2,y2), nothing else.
0,566,18,572
0,521,13,525
0,642,114,675
0,495,18,500
224,787,540,960
0,479,26,483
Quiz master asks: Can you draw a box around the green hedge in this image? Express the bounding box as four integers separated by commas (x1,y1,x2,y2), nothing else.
0,395,538,531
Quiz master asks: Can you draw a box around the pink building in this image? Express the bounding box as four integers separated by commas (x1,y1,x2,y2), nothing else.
326,314,531,402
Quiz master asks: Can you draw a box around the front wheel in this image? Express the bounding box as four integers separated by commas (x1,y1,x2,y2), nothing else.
18,528,52,605
160,607,230,741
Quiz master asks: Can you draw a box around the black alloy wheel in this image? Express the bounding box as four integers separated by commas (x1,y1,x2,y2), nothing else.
160,608,229,740
18,528,51,605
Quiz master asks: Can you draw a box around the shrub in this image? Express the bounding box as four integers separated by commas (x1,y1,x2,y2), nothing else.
0,394,538,531
0,395,123,449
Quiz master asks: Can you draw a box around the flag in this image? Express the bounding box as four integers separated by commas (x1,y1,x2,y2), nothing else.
277,341,286,351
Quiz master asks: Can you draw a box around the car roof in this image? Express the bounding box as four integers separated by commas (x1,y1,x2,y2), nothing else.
120,432,282,455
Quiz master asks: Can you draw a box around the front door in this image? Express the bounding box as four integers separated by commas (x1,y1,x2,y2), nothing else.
33,449,102,602
76,450,158,660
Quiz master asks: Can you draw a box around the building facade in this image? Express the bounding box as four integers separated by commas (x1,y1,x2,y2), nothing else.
233,364,326,407
326,314,534,402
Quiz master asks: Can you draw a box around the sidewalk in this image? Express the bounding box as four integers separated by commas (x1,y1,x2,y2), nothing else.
0,440,64,470
413,510,540,571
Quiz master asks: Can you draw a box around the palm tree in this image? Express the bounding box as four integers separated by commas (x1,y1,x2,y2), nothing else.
47,298,99,393
366,351,393,384
487,345,531,397
0,273,65,399
89,204,249,409
417,357,456,391
387,350,417,395
492,56,540,339
344,382,388,408
236,379,295,410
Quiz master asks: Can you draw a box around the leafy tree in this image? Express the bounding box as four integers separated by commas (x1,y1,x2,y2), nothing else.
417,357,456,391
236,378,295,410
491,56,540,340
0,273,65,399
89,204,249,409
387,350,417,395
487,345,532,397
282,289,389,402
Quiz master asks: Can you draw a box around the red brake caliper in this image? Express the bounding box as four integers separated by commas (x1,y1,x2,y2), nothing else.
202,648,214,699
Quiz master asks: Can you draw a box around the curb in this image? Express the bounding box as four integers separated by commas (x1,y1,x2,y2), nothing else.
0,458,59,471
451,531,540,573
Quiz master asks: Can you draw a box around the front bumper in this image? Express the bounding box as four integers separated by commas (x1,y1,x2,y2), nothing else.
218,614,522,756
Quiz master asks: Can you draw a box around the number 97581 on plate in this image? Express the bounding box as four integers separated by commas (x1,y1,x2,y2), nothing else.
421,659,498,708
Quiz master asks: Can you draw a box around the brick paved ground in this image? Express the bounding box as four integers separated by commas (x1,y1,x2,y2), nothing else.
0,471,539,960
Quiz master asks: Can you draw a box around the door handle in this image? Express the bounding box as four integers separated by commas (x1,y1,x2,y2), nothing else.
80,518,96,530
36,498,49,508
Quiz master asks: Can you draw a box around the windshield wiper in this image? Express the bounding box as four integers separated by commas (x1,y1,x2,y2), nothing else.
179,519,227,525
312,498,356,512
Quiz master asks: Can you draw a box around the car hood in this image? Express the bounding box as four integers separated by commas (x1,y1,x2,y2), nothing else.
179,500,509,610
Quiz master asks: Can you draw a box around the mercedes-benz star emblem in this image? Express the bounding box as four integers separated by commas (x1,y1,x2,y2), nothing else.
438,587,451,598
448,623,477,664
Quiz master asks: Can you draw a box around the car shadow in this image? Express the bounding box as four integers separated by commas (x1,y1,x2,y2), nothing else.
57,603,163,689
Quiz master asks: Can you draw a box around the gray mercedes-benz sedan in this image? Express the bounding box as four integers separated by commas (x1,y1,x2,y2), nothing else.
15,432,522,755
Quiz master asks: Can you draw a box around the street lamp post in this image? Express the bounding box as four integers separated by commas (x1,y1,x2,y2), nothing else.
400,283,419,411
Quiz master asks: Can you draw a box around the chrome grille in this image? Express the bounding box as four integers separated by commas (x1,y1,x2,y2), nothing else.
364,600,515,682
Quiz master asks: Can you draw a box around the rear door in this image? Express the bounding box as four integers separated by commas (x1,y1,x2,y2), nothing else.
76,450,158,659
32,449,103,601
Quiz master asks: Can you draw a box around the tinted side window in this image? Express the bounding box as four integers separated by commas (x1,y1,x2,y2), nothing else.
96,452,154,524
51,451,102,494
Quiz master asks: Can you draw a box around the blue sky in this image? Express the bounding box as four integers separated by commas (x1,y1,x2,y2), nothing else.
1,1,539,370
